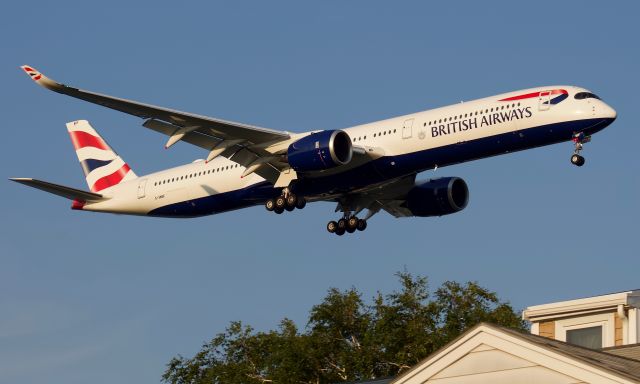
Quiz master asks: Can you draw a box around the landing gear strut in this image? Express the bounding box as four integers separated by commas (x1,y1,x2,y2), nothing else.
265,188,306,214
570,132,590,167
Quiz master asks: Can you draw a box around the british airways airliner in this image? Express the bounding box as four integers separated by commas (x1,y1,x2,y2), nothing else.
12,66,616,235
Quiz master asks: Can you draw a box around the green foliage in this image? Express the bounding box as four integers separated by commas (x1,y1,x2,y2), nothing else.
162,272,526,384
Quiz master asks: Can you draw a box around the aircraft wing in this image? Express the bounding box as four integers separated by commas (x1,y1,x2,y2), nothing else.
321,174,417,218
21,65,292,183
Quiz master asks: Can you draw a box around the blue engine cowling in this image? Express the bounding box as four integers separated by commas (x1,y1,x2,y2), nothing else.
287,130,353,172
405,177,469,217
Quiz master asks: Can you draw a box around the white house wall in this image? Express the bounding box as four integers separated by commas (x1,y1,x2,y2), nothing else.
427,366,582,384
428,348,579,384
630,309,639,344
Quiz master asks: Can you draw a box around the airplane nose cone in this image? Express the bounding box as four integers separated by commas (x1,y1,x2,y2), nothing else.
601,102,617,120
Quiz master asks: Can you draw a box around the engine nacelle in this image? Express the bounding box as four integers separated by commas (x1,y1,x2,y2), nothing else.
405,177,469,217
287,130,353,172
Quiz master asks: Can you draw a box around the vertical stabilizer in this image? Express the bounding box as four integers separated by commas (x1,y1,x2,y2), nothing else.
66,120,137,192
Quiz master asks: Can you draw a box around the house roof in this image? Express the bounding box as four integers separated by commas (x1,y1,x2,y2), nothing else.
494,324,640,382
339,378,393,384
603,343,640,362
523,290,640,321
392,323,640,384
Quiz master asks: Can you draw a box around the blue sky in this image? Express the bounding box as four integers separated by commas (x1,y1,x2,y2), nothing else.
1,1,639,383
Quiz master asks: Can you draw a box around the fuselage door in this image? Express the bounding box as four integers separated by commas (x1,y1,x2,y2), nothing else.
538,90,551,111
137,179,147,199
402,118,414,139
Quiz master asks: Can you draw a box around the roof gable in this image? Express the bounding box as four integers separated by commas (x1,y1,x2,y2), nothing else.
392,324,640,384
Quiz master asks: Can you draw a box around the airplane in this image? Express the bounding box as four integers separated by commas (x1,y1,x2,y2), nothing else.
11,65,617,235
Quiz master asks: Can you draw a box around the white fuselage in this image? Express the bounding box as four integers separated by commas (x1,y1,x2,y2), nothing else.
82,85,617,217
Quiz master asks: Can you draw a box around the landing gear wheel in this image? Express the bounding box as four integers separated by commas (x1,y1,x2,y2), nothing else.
295,197,307,210
346,217,358,233
274,207,284,214
337,218,347,231
571,154,585,167
265,198,275,212
327,221,338,233
275,196,286,210
285,204,295,212
335,227,345,236
286,194,297,208
356,219,367,231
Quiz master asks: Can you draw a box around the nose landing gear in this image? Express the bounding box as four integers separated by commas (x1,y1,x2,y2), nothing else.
570,132,590,167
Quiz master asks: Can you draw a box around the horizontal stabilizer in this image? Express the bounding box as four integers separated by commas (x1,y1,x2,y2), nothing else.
9,178,105,202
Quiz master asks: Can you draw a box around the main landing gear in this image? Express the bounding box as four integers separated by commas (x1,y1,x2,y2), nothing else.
326,215,368,236
265,188,306,214
570,132,590,167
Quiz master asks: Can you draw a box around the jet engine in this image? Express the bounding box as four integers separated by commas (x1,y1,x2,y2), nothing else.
287,130,353,172
404,177,469,217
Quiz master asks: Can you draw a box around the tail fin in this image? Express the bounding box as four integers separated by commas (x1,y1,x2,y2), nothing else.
66,120,137,192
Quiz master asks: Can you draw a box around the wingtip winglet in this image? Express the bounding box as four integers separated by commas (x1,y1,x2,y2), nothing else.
21,65,43,81
20,65,60,91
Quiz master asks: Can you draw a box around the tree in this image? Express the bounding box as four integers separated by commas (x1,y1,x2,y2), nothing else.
162,272,526,384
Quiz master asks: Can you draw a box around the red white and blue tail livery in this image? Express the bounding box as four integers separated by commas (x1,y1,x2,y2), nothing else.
67,120,137,192
11,65,617,236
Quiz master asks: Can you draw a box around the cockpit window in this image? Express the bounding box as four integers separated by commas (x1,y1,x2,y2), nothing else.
574,92,601,100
